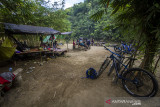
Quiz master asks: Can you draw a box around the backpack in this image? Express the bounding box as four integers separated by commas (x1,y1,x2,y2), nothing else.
0,72,15,91
86,68,97,79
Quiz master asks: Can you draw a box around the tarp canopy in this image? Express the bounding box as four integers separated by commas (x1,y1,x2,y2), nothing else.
61,32,72,35
43,35,51,43
4,23,60,35
43,35,58,43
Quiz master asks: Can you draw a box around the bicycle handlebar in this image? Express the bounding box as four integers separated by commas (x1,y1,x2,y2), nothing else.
103,46,121,57
103,46,137,60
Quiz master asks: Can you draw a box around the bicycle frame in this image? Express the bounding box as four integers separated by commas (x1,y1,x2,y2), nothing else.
106,47,135,81
121,43,133,53
104,46,158,97
110,54,128,79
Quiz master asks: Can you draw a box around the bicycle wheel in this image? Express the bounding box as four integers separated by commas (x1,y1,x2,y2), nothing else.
129,48,135,55
122,68,158,97
108,63,114,76
97,59,110,77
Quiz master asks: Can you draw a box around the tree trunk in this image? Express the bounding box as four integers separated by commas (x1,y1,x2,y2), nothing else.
140,35,158,72
153,54,160,74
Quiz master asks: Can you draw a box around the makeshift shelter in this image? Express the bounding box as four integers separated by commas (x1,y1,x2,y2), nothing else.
4,23,60,51
0,23,61,62
61,32,72,51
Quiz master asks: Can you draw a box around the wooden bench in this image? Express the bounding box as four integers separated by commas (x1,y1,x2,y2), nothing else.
47,49,67,57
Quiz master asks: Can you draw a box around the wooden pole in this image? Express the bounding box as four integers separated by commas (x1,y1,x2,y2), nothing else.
67,42,68,51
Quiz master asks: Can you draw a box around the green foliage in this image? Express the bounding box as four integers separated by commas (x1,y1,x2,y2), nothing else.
90,0,160,71
0,0,71,46
0,0,71,31
67,0,120,41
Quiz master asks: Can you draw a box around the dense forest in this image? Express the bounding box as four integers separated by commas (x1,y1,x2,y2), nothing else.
67,0,120,41
0,0,71,34
67,0,160,72
0,0,160,72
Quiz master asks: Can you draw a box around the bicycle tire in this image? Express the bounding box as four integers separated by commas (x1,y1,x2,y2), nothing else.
108,64,114,76
122,68,158,97
97,59,110,77
129,48,135,55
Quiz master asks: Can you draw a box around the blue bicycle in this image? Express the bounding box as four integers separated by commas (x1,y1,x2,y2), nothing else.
114,42,135,54
105,46,158,97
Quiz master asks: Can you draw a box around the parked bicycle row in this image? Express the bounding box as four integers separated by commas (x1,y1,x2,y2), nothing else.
113,41,135,55
85,44,158,97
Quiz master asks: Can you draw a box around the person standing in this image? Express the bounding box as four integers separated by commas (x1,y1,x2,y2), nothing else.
51,35,56,58
87,39,91,49
53,40,57,51
73,40,75,49
91,38,94,46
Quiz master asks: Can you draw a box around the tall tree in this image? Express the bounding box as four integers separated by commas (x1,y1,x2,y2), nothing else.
91,0,160,71
67,0,119,41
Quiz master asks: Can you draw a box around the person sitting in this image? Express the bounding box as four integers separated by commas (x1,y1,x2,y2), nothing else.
53,40,57,51
46,42,50,49
73,40,75,49
87,39,91,49
91,39,94,46
79,39,84,46
79,39,88,48
51,40,58,58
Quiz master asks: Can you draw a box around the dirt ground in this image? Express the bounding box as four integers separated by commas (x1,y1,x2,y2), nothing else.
0,44,160,107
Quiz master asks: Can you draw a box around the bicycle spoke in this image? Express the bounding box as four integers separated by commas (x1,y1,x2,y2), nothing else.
123,69,156,97
104,46,158,97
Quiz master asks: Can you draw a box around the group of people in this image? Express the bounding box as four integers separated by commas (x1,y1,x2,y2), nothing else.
41,35,58,58
73,38,94,49
40,35,58,51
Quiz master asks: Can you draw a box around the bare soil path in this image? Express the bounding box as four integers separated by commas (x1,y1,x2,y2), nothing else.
1,45,160,107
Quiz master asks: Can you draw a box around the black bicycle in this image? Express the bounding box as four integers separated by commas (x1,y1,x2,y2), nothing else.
104,46,158,97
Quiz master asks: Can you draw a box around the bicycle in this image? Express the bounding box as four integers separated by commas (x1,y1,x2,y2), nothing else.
114,42,135,54
104,46,158,97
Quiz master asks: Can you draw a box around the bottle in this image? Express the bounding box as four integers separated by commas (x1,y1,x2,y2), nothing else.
9,67,12,72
